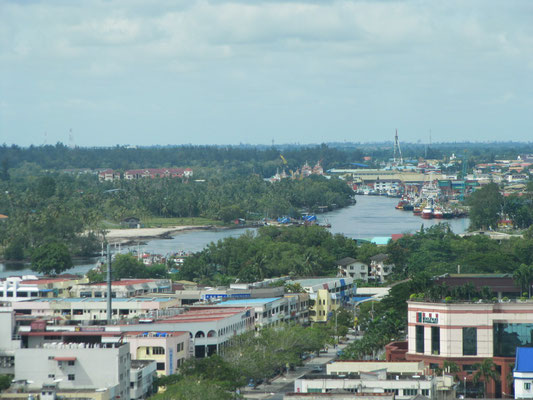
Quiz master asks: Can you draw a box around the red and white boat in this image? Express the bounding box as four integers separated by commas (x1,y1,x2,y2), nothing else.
422,206,434,219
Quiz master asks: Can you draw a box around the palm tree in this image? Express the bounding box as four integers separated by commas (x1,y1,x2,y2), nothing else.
473,358,500,397
513,264,533,298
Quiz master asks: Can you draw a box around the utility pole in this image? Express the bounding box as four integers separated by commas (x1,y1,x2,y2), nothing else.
106,243,112,324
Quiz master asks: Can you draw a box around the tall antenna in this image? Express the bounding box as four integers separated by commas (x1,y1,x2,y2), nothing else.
393,129,403,165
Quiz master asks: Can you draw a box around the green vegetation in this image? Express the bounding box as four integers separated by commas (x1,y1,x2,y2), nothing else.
467,183,503,230
87,254,168,282
473,359,500,397
155,323,335,398
31,242,73,275
176,225,358,284
0,375,11,391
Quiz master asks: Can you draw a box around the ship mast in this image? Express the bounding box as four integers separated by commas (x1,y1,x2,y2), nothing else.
393,129,403,165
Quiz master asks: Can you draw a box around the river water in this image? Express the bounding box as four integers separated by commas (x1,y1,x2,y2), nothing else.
0,196,469,278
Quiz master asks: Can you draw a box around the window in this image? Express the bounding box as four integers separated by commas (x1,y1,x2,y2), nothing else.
416,325,425,353
525,382,531,391
404,389,418,396
385,389,399,395
68,374,75,381
431,326,440,355
152,347,165,355
494,323,533,357
48,374,55,378
422,389,430,396
68,360,75,366
156,362,165,371
463,327,477,356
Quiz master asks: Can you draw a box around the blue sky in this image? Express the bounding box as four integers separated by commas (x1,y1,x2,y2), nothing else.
1,0,532,146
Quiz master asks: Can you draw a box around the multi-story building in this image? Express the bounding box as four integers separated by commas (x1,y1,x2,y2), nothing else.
12,297,180,323
130,360,157,400
125,331,190,376
337,258,369,281
369,254,393,283
14,341,131,400
294,371,455,400
174,284,285,306
400,299,533,397
1,276,89,302
290,278,356,323
110,306,254,358
326,360,425,376
0,308,21,375
70,279,173,299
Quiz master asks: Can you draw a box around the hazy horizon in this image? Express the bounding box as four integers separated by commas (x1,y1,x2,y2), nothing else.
2,1,532,147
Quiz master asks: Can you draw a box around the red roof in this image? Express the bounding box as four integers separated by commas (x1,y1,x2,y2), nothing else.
54,357,77,361
19,278,72,285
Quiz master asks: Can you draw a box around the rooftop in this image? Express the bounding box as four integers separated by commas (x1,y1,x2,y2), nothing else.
215,297,283,306
515,347,533,372
16,297,176,303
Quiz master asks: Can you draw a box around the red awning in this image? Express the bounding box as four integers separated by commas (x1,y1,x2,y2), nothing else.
53,357,76,361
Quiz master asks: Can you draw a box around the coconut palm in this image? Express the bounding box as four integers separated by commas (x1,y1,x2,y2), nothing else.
473,358,500,397
513,264,533,298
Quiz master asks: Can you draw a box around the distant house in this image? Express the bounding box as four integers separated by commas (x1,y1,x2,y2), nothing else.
337,257,369,282
514,347,533,399
369,253,394,283
98,169,121,182
124,168,193,180
122,217,141,229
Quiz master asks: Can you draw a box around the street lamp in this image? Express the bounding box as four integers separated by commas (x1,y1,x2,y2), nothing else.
464,376,467,399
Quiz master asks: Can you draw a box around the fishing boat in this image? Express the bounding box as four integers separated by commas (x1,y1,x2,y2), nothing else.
433,206,443,219
413,204,422,216
402,202,414,211
395,199,408,210
422,206,434,219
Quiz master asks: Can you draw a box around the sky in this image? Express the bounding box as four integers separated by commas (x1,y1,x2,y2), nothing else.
1,0,533,147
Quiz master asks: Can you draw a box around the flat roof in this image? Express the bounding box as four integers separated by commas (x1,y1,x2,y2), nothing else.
90,279,163,286
215,297,282,305
17,297,175,303
291,277,348,287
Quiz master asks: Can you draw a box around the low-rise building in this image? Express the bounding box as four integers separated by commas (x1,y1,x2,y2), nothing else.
14,341,131,400
337,258,369,282
514,347,533,399
326,360,425,376
1,276,89,302
294,372,455,400
125,331,190,376
130,360,157,400
369,254,394,283
290,278,356,323
12,297,180,323
70,279,173,299
110,306,254,358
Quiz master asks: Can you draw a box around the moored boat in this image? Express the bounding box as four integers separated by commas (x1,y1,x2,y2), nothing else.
433,207,443,219
422,206,433,219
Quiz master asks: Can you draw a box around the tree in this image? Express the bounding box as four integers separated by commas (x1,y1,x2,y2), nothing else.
0,375,11,391
31,242,73,275
468,183,503,230
473,358,500,397
151,375,233,400
513,264,533,298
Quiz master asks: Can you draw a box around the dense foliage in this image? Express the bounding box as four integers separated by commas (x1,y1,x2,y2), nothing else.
87,254,168,282
31,242,73,275
177,225,358,284
0,168,352,261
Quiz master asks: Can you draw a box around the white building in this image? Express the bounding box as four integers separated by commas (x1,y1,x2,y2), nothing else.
70,279,173,298
14,342,131,400
294,371,455,400
337,258,369,281
326,360,425,376
130,360,157,400
0,308,21,374
514,347,533,399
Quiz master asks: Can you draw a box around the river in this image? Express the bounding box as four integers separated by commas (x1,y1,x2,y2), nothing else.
0,196,469,278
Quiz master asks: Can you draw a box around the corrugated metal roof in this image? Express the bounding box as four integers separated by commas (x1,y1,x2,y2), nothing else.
515,347,533,372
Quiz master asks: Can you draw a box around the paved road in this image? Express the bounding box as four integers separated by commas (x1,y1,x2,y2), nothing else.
241,335,357,400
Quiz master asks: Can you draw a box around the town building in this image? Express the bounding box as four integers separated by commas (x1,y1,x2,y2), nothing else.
174,284,285,306
12,297,180,323
369,254,394,283
125,331,190,376
294,371,455,400
70,279,173,299
433,273,521,298
14,341,131,399
392,299,533,397
124,168,192,180
326,360,426,376
514,347,533,399
210,295,309,329
109,306,254,358
284,393,395,400
337,258,369,282
98,169,121,182
290,277,356,323
130,360,157,400
1,275,89,302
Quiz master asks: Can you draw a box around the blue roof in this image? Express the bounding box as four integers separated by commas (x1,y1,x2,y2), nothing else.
350,163,369,168
217,297,282,306
515,347,533,372
371,237,391,245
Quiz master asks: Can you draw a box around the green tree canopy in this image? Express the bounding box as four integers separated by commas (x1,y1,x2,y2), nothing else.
31,242,73,275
